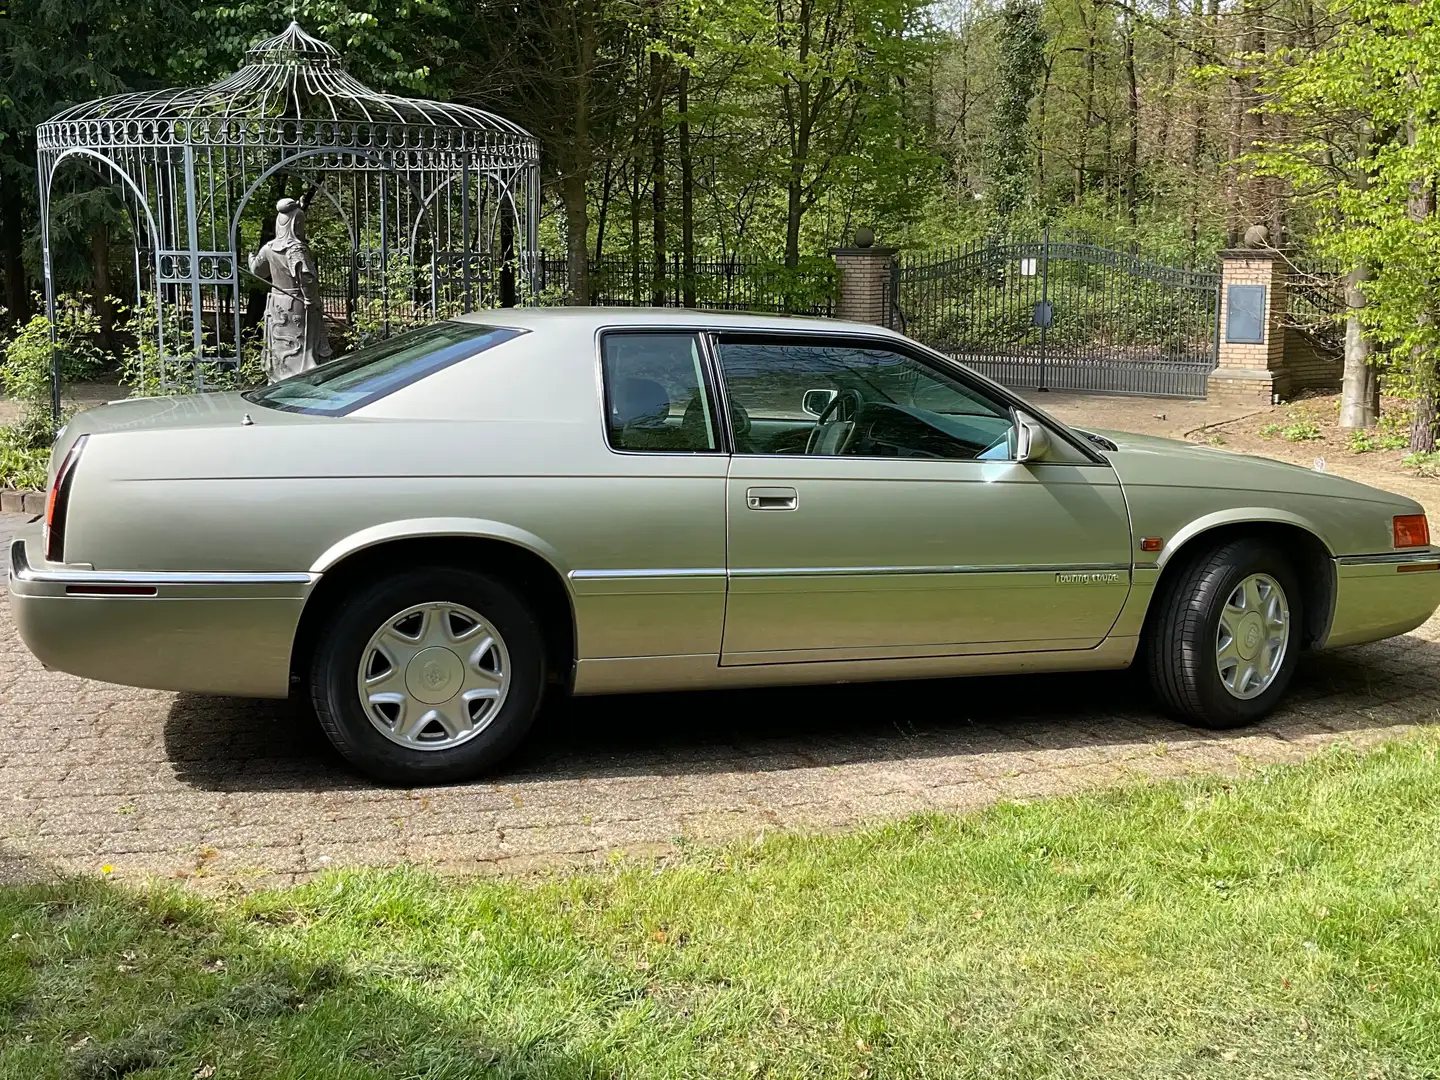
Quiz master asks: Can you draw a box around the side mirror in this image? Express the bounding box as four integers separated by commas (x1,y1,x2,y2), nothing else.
1015,411,1052,463
802,388,838,417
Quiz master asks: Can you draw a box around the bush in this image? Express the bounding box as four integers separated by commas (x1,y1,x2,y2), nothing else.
118,296,267,398
0,297,107,443
0,295,111,488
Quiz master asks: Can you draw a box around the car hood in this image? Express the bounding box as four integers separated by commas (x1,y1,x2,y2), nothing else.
1092,427,1411,506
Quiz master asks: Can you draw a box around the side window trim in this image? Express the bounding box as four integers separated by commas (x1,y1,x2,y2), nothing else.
712,329,1106,465
597,327,728,456
712,331,1018,462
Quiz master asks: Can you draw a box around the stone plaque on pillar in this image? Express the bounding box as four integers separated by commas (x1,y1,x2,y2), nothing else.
1225,284,1266,344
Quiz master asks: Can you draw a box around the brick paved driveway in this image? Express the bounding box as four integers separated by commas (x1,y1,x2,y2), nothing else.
3,410,1439,887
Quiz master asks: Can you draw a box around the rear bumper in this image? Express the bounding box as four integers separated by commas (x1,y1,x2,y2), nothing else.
1320,551,1440,649
7,531,314,698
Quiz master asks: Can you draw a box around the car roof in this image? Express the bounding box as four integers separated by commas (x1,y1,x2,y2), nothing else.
451,306,904,338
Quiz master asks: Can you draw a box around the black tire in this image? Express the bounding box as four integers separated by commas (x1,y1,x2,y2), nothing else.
1146,538,1302,729
309,567,546,784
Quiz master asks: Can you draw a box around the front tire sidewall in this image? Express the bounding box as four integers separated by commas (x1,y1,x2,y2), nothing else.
310,568,545,784
1188,547,1302,726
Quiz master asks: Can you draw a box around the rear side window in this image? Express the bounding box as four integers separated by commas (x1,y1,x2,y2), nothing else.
601,332,717,452
245,321,523,416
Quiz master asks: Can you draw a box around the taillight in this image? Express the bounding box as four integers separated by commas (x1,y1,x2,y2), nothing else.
1394,514,1430,549
44,434,87,563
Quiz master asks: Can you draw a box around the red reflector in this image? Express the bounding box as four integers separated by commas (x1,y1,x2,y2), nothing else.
64,585,159,597
1394,515,1430,549
1139,537,1164,552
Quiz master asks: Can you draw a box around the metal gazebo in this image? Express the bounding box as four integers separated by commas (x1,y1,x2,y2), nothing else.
36,22,540,401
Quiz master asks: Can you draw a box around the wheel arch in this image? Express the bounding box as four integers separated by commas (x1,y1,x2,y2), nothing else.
1149,513,1336,649
293,522,578,691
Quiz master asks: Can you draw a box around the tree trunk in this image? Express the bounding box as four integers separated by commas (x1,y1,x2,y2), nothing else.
1407,117,1438,452
594,157,613,262
650,50,668,306
1,167,28,327
679,45,695,308
1123,12,1139,225
1076,11,1095,205
566,3,596,304
91,223,115,353
1338,261,1377,430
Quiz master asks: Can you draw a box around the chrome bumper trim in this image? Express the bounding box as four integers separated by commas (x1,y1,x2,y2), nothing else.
729,562,1131,578
1335,550,1440,566
569,567,725,581
9,538,317,588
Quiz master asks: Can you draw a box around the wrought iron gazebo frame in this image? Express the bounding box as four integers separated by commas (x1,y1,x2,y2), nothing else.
36,22,540,408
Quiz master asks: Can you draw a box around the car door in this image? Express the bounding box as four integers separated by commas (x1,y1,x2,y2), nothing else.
573,329,730,663
716,333,1133,664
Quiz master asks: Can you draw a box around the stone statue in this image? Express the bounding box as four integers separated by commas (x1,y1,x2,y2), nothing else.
249,197,331,382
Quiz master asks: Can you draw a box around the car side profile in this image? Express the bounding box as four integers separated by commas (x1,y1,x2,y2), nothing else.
9,309,1440,783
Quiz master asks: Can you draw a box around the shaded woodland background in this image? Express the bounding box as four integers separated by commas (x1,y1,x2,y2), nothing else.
1,0,1437,442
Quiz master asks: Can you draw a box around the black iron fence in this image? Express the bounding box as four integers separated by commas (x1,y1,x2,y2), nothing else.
534,253,836,315
1285,256,1345,356
888,233,1222,398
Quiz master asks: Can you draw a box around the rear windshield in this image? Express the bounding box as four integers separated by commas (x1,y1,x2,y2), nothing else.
244,321,524,416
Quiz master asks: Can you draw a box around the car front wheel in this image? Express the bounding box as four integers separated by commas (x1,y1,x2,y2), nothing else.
309,567,546,784
1146,538,1302,729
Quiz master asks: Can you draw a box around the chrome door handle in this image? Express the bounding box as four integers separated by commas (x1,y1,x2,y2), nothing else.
746,486,798,511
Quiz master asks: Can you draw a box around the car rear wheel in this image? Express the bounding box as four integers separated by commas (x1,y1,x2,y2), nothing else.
1146,538,1302,729
309,567,546,784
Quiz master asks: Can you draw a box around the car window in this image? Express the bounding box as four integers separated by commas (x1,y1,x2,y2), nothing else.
244,321,523,416
602,332,717,453
715,338,1016,460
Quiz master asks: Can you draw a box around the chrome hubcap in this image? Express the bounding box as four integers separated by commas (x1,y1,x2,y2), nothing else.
357,602,510,751
1215,573,1289,700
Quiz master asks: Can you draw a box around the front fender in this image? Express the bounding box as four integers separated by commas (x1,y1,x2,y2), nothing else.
1156,507,1335,568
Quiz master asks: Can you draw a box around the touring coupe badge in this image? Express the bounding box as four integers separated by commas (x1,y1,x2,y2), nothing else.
1056,571,1123,585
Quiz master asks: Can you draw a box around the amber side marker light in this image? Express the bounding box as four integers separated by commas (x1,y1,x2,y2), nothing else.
1393,514,1431,550
1139,537,1164,553
44,434,88,563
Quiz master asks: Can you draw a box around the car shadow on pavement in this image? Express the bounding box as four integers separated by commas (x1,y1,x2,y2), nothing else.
162,637,1437,793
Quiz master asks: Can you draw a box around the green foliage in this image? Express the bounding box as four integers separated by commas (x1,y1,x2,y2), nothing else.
0,296,106,464
1259,422,1282,439
982,0,1046,224
7,735,1440,1075
117,297,267,398
0,438,48,491
1253,0,1440,445
189,1,457,93
1348,427,1409,453
0,295,108,489
1281,419,1322,443
1402,450,1440,477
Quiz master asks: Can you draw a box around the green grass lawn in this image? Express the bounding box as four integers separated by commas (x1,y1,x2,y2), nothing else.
5,736,1440,1079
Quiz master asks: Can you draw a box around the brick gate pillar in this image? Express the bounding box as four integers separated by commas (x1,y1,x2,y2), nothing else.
1208,248,1290,403
830,229,897,326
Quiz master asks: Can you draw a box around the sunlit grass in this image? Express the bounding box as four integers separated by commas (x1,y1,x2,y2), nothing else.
4,733,1440,1078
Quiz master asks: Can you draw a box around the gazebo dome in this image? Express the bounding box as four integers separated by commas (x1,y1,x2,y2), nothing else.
38,21,538,168
36,22,540,397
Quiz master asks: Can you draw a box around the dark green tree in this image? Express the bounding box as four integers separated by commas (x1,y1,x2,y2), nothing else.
981,0,1045,225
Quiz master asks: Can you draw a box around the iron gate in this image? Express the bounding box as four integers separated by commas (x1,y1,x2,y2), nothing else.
887,233,1221,398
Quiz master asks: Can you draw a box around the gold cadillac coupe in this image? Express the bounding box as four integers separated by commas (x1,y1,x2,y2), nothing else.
9,310,1440,783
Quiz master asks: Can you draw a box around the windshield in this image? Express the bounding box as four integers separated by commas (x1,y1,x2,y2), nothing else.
244,322,524,416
